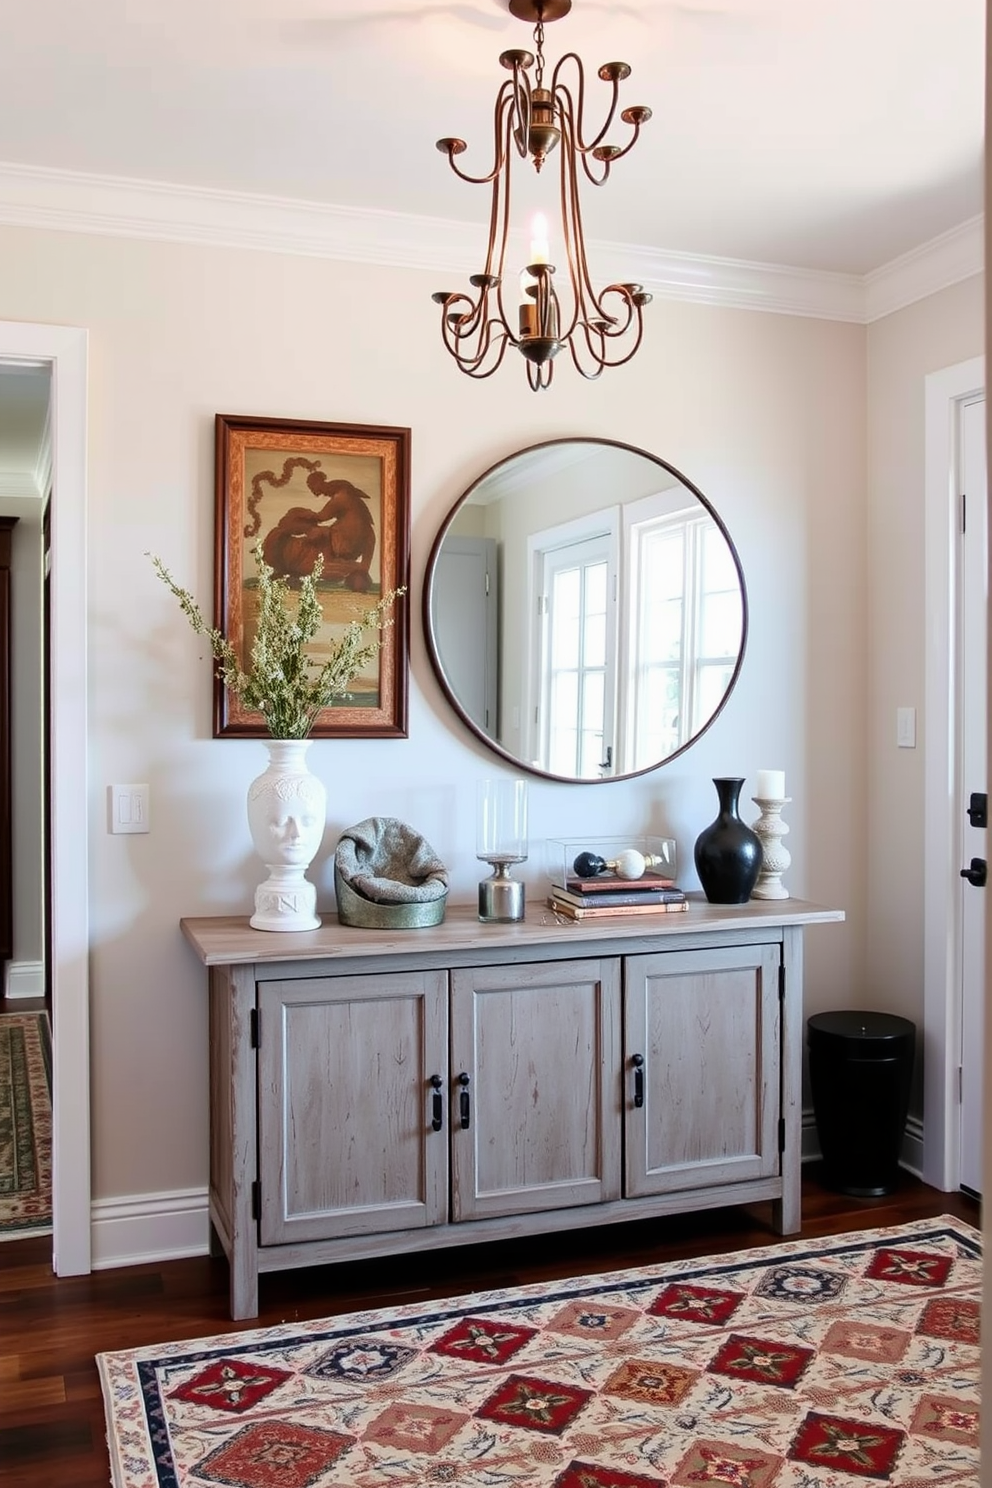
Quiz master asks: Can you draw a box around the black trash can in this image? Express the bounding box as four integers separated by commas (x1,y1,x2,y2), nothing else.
807,1011,916,1196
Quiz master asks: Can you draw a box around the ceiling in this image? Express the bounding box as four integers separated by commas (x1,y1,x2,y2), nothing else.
0,0,983,277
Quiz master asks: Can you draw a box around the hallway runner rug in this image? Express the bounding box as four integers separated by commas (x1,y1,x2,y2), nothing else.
0,1010,52,1238
98,1217,980,1488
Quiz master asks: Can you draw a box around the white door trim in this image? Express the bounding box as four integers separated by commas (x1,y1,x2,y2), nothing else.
923,353,985,1191
0,320,90,1273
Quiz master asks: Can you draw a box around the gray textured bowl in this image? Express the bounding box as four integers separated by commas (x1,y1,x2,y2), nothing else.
334,867,448,929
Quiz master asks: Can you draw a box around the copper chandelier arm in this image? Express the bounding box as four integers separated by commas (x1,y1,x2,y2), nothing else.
508,54,534,162
449,318,514,379
551,134,583,343
595,286,637,336
592,111,649,168
559,115,607,321
439,296,491,366
436,289,485,341
553,65,650,184
489,107,517,288
436,269,516,378
550,53,623,159
437,82,517,187
555,82,613,192
566,290,646,378
526,357,554,391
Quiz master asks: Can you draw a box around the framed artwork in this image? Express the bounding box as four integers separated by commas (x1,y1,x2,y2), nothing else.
214,414,411,739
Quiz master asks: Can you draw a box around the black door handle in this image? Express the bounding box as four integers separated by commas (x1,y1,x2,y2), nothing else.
632,1053,644,1108
458,1072,471,1129
430,1074,443,1132
961,857,987,887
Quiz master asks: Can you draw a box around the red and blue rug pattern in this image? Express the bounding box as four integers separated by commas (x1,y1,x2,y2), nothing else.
0,1011,52,1238
97,1217,980,1487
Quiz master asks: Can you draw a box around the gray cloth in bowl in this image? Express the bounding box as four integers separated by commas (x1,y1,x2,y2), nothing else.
335,817,449,904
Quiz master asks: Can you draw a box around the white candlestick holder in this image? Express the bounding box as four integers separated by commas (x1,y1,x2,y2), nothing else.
750,796,791,900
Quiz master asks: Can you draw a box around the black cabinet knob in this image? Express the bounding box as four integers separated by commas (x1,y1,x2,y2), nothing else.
632,1053,644,1109
430,1074,443,1132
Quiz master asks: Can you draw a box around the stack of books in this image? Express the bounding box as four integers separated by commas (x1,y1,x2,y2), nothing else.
547,869,687,921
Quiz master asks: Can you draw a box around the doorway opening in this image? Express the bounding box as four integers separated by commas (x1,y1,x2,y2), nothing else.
0,321,89,1276
0,362,50,1245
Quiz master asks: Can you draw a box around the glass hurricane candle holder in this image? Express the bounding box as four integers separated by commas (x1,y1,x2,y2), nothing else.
477,778,528,923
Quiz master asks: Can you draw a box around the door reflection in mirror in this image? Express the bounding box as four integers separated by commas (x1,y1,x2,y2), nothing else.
425,439,747,784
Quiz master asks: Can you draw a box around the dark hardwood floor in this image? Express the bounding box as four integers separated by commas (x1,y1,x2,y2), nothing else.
0,1167,979,1488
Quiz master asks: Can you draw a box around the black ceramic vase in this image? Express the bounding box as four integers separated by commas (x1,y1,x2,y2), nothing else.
694,777,762,904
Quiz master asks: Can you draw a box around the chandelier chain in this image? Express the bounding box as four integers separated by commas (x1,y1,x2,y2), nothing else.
534,18,546,89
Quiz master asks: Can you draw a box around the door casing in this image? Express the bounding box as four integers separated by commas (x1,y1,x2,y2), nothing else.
923,354,985,1191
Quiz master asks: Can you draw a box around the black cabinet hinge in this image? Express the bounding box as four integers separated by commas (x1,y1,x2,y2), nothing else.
778,1116,786,1154
250,1008,259,1048
251,1180,261,1220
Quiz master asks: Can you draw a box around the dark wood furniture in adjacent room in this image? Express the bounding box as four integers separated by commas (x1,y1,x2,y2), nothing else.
0,516,18,974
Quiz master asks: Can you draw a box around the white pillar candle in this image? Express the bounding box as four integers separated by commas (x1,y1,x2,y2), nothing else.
529,213,550,265
755,769,785,799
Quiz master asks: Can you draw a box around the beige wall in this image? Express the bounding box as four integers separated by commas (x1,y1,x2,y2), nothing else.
865,277,984,1056
0,221,870,1209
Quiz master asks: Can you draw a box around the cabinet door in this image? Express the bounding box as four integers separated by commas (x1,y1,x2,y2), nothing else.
450,958,621,1221
257,971,448,1245
624,945,780,1197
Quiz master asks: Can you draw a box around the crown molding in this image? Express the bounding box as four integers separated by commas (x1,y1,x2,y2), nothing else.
0,161,982,326
864,216,984,322
34,396,53,499
0,472,42,499
618,241,865,322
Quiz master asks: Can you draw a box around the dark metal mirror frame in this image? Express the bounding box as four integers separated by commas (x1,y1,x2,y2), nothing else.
423,436,749,784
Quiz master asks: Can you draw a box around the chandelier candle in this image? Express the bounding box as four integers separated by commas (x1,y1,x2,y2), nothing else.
432,0,652,390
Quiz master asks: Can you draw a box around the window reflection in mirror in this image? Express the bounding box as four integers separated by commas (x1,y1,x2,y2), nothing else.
425,439,747,784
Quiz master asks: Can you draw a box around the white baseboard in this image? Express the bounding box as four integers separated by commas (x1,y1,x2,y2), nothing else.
90,1186,210,1269
88,1116,929,1272
5,959,45,998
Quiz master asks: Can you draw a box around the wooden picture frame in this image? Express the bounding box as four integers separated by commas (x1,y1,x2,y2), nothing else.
214,414,410,739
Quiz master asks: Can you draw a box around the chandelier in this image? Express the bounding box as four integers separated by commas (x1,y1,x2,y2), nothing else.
432,0,652,392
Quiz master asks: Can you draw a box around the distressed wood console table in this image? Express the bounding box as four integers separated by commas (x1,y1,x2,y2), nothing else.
183,898,843,1319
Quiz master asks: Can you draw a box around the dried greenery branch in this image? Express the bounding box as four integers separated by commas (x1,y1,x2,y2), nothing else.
150,540,404,739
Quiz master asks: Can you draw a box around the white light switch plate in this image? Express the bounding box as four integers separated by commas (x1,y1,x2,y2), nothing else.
896,707,916,749
109,784,150,833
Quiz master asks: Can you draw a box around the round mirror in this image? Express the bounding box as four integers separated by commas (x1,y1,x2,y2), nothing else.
424,438,748,783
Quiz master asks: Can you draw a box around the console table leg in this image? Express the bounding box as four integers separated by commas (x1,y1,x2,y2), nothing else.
230,1250,259,1321
774,925,803,1234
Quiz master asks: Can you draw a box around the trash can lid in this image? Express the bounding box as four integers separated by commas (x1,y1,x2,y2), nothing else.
808,1010,915,1054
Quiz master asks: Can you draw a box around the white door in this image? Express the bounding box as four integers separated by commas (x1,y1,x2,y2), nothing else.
959,395,986,1196
534,532,618,777
431,537,498,738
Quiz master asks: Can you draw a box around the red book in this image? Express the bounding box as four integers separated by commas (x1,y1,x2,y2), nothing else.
564,871,677,895
548,896,689,921
552,883,685,909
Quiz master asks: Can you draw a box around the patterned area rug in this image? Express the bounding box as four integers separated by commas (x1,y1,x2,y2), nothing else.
98,1217,980,1487
0,1010,52,1238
